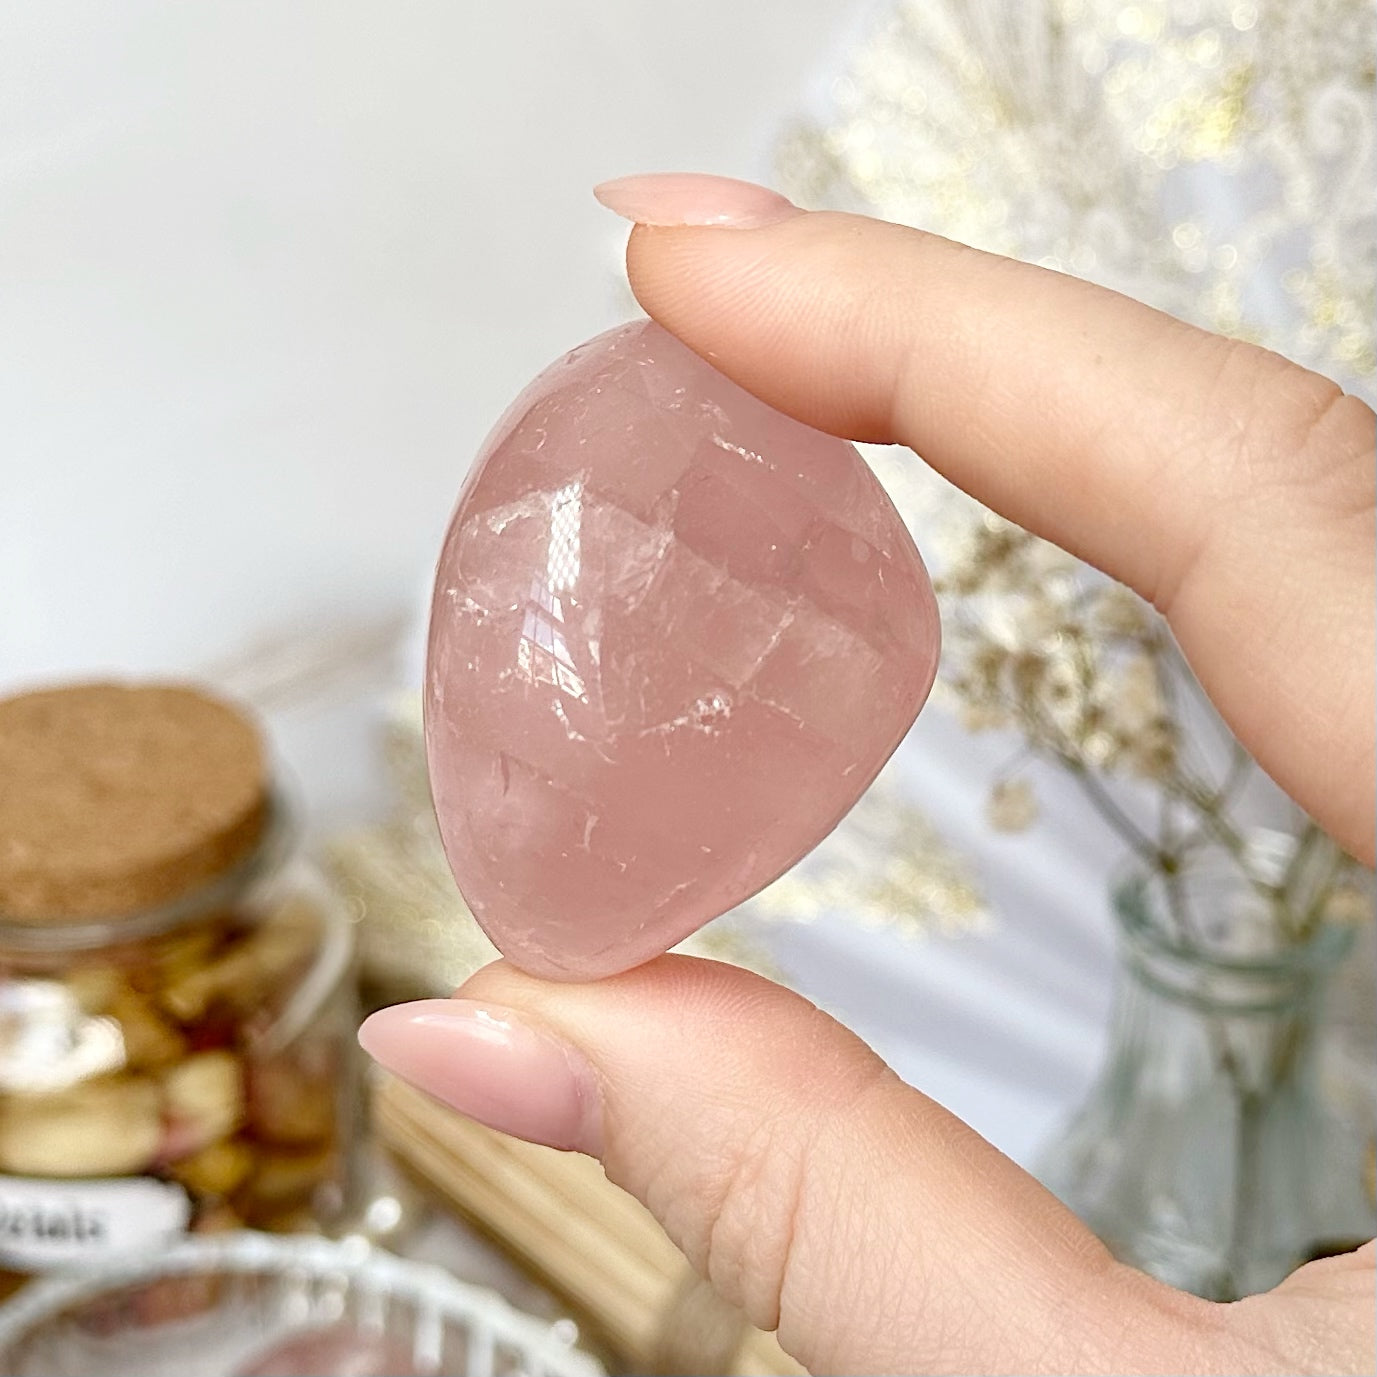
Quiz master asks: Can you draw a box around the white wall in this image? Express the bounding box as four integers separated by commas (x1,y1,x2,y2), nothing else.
1,0,858,688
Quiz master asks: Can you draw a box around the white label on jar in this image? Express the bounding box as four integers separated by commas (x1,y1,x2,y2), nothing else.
0,1174,191,1269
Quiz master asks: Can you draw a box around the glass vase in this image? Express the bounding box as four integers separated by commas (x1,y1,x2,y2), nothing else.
1037,847,1376,1301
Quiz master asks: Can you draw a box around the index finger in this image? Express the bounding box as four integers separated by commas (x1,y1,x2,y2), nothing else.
597,180,1376,859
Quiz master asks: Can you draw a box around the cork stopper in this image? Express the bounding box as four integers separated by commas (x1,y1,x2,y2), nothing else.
0,682,267,921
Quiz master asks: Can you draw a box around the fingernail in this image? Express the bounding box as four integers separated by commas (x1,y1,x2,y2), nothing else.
358,999,602,1154
593,172,802,229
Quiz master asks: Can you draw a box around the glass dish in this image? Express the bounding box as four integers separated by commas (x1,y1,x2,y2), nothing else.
0,1231,601,1377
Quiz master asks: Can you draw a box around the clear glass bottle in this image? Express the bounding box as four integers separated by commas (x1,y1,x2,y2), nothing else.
1037,849,1376,1300
0,795,357,1284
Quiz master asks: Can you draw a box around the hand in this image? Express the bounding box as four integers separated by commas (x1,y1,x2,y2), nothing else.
361,176,1376,1375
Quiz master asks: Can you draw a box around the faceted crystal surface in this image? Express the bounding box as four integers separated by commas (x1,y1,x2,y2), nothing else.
426,321,939,979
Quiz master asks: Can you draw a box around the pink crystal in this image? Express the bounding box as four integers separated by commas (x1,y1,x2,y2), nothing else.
426,322,939,979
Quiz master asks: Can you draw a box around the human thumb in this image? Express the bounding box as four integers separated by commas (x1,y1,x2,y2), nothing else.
360,955,1218,1374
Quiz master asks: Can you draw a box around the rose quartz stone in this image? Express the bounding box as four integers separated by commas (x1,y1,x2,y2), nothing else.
426,321,939,979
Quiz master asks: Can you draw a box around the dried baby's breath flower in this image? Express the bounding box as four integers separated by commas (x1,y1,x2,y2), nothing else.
1325,885,1376,926
959,700,1012,731
912,480,1330,919
1091,585,1154,639
987,778,1039,832
745,769,989,937
1108,654,1165,730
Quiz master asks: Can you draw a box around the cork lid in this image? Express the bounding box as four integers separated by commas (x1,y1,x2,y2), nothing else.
0,682,267,922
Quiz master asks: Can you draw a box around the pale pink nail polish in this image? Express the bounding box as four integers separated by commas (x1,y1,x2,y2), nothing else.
593,172,802,229
358,999,602,1153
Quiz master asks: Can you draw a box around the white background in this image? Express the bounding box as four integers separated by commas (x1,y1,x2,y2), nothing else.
1,0,1125,1171
1,0,863,684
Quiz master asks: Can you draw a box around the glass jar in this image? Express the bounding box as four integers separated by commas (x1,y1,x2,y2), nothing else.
0,684,357,1286
1037,847,1376,1300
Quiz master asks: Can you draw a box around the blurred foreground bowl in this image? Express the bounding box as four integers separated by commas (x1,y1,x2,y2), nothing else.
0,1232,601,1377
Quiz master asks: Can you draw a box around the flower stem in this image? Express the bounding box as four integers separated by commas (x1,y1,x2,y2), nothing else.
1061,756,1160,862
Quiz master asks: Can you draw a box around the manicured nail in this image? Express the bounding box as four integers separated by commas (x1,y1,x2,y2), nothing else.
593,173,802,229
358,999,602,1153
